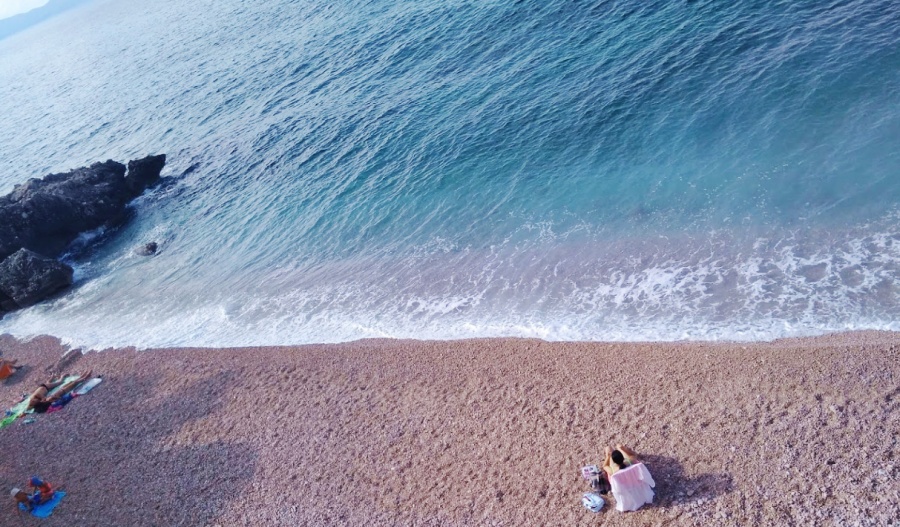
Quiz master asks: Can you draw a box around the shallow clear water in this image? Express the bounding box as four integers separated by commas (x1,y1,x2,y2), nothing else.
1,0,899,348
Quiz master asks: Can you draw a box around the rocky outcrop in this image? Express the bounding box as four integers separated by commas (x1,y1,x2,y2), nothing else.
126,155,167,197
0,249,74,310
0,154,165,317
0,154,165,262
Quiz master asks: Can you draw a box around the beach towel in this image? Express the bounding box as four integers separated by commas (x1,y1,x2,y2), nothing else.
0,398,31,429
609,462,655,512
18,490,66,518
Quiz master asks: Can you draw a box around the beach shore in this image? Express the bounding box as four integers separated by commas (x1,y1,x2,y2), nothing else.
0,331,897,526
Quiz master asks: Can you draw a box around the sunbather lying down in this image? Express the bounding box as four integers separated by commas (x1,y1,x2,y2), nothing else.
27,372,91,413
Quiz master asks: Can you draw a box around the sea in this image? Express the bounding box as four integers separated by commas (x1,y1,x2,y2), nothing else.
0,0,898,349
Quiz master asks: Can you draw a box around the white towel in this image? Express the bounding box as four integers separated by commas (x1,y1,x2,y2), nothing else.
609,462,655,512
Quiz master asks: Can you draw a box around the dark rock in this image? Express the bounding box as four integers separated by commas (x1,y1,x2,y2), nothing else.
180,162,201,177
0,154,166,262
0,154,165,315
0,287,15,313
0,160,126,259
125,154,166,197
136,241,158,256
0,248,74,309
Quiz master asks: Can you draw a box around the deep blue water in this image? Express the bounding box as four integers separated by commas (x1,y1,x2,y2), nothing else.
0,0,898,348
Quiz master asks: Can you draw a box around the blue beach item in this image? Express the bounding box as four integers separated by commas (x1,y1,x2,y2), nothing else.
18,490,66,518
49,393,74,409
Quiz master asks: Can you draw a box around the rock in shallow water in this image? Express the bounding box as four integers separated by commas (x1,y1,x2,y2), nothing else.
136,241,159,256
0,248,73,309
0,154,165,261
0,154,166,316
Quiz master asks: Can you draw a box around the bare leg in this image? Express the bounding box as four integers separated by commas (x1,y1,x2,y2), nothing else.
602,446,614,478
616,443,640,464
41,376,68,391
52,371,91,396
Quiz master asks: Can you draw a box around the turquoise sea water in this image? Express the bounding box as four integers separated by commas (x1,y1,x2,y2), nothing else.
0,0,898,348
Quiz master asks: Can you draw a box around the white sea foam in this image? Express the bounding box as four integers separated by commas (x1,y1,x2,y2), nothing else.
2,217,898,350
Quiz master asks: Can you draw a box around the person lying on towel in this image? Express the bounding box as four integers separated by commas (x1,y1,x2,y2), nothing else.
26,371,91,413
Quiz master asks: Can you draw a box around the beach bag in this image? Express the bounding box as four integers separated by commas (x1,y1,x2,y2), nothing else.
581,465,610,494
582,492,605,513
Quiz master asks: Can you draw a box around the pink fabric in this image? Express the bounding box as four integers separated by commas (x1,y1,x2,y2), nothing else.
46,393,79,413
609,462,655,512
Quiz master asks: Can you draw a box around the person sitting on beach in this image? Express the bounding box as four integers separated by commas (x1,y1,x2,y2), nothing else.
27,477,54,504
602,443,656,512
602,443,640,479
11,488,33,511
0,358,21,380
26,372,91,413
10,477,55,511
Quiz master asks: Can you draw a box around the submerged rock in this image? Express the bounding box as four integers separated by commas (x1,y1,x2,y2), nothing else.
136,241,159,256
0,288,15,313
0,248,73,310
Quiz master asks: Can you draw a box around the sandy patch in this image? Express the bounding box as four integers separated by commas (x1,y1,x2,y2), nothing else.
0,332,897,525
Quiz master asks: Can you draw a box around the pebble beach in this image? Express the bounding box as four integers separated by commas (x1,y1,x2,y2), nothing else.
0,331,897,526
